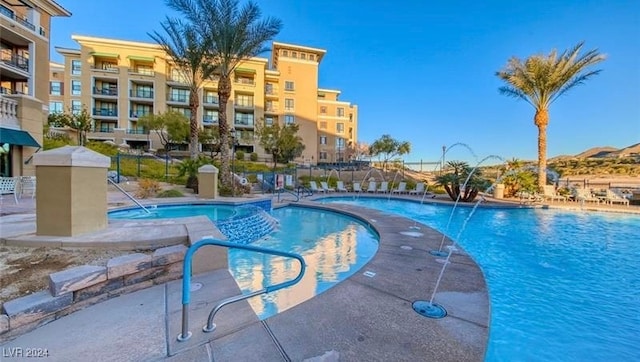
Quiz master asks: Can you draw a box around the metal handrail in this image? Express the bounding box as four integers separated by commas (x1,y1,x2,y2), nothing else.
177,238,306,341
106,178,151,213
276,187,300,203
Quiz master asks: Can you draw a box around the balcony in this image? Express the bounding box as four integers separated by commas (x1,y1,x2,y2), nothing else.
128,68,155,77
130,110,152,119
167,94,189,104
234,119,254,128
92,108,118,117
130,89,154,99
126,128,148,135
0,6,36,31
203,116,218,126
93,87,118,97
90,127,115,133
235,100,254,109
265,105,278,113
234,77,255,86
0,96,19,128
91,65,119,74
203,95,219,106
0,51,29,76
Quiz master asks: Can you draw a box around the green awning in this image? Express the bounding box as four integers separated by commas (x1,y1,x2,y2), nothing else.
0,128,40,147
235,67,256,74
90,52,119,58
127,55,155,62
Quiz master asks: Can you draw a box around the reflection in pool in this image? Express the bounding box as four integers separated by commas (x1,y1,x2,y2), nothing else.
229,206,379,319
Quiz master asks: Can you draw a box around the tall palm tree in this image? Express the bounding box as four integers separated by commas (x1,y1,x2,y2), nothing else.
149,17,216,160
496,42,605,190
166,0,282,187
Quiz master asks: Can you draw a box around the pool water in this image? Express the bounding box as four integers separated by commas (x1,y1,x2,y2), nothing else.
321,197,640,362
229,206,379,320
108,204,243,220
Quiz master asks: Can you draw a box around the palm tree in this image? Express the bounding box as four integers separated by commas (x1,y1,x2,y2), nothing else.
435,161,490,202
166,0,282,187
496,42,605,191
149,16,217,160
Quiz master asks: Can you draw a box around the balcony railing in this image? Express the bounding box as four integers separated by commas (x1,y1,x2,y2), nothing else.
0,7,36,31
235,100,254,108
203,116,218,125
91,65,119,73
167,94,188,102
93,87,118,96
126,129,148,135
128,68,155,76
0,87,23,95
92,108,118,117
234,78,255,85
130,89,154,98
130,111,152,118
0,51,29,72
234,119,254,127
265,105,278,112
91,127,115,133
203,95,219,105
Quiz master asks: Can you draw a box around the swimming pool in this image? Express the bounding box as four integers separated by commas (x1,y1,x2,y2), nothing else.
229,206,379,319
321,197,640,362
109,203,243,220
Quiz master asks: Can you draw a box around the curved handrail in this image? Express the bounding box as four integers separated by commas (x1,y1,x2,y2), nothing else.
107,178,151,213
276,187,300,203
177,238,306,342
297,185,313,198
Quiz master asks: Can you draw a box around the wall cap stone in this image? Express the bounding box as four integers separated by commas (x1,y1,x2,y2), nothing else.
198,164,219,173
34,146,110,168
49,265,107,296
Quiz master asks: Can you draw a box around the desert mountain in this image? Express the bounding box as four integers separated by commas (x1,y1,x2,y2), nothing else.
550,143,640,160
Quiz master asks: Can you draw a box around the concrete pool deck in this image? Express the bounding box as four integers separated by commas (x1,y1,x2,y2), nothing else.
1,191,638,361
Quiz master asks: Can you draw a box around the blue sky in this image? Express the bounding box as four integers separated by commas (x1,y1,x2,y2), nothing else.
50,0,640,164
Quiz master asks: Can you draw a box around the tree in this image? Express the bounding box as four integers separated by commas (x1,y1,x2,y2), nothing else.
137,111,189,151
347,141,369,161
47,108,93,146
256,122,305,169
496,42,605,191
369,134,411,171
435,161,490,202
499,158,537,197
166,0,282,189
198,125,222,159
149,9,217,160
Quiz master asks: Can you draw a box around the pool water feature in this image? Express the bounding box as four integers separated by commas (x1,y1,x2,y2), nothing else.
109,204,243,221
321,197,640,362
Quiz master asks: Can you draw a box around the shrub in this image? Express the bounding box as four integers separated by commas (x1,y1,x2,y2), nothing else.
249,152,258,162
235,151,245,160
136,178,161,198
156,189,184,198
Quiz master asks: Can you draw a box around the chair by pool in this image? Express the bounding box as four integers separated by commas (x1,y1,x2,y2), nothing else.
309,181,324,193
543,185,566,202
352,182,362,193
336,181,348,192
408,182,425,195
366,181,377,193
604,189,629,206
377,181,389,193
321,181,335,193
392,182,407,194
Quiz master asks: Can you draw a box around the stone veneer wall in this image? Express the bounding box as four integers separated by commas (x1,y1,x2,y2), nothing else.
0,244,187,341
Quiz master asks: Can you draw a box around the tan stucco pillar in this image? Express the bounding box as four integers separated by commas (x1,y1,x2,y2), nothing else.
198,165,219,199
33,146,111,236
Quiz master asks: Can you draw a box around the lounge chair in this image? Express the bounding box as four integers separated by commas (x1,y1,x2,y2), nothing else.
320,181,335,192
604,189,629,206
366,181,377,193
377,181,389,193
516,190,543,204
19,176,36,199
309,181,324,193
336,181,348,192
0,177,18,203
572,188,599,204
408,182,425,195
391,182,407,194
543,185,567,203
352,182,362,193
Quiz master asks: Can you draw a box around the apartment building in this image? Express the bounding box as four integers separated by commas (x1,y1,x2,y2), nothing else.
0,0,70,176
50,35,358,165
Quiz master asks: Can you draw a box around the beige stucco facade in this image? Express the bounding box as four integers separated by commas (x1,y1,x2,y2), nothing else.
0,0,70,176
49,35,358,165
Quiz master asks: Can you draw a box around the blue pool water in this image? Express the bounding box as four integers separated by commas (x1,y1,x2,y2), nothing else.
229,206,378,319
109,204,242,220
321,197,640,362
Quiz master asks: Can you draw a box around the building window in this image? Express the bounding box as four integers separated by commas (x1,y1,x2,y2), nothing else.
319,152,327,160
336,123,344,134
337,107,345,117
320,106,327,114
71,100,82,115
236,94,253,107
300,53,306,60
349,113,353,122
203,110,218,124
49,101,64,114
169,88,189,102
169,107,191,119
291,51,297,58
71,80,81,96
336,138,345,149
285,98,294,111
265,83,274,95
319,121,327,129
284,81,294,91
320,136,327,145
265,116,275,126
50,82,62,96
284,115,295,125
309,54,315,61
282,50,288,57
234,112,254,126
71,60,81,75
